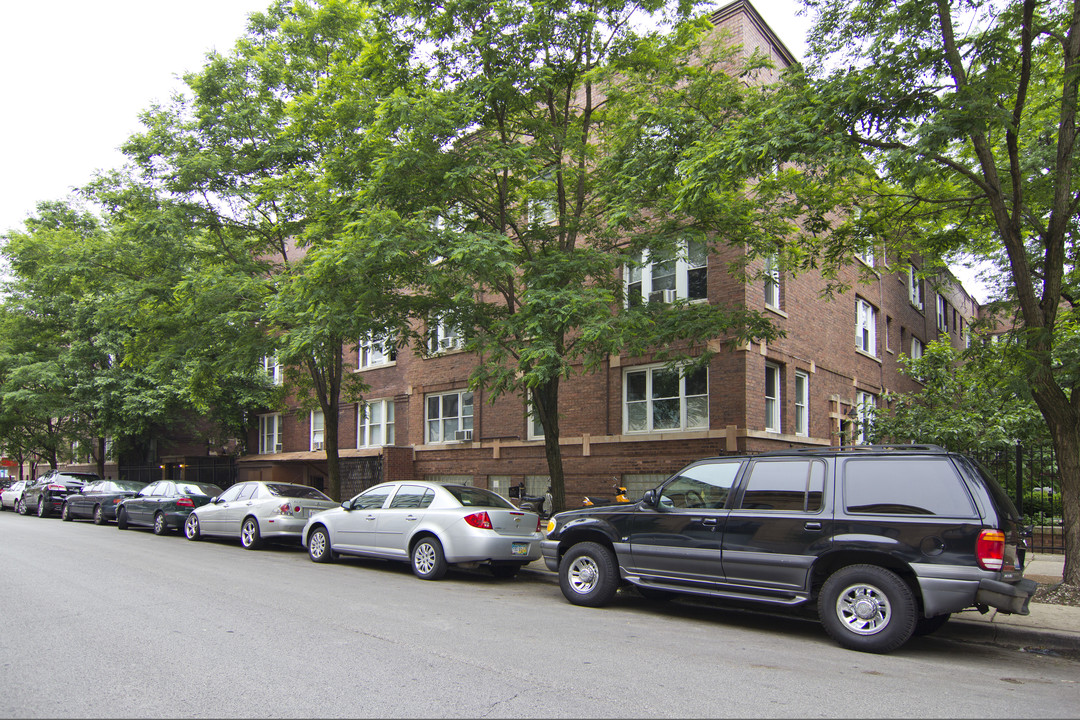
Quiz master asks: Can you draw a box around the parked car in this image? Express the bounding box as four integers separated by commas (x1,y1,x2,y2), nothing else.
302,481,543,580
116,480,223,535
19,472,101,517
0,480,27,512
62,479,148,524
184,481,338,549
541,444,1038,654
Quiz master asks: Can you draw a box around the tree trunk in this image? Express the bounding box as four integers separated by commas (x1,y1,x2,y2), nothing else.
533,378,566,514
1044,413,1080,586
95,436,106,479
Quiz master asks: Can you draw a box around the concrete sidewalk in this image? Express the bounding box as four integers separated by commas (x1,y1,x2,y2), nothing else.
523,554,1080,653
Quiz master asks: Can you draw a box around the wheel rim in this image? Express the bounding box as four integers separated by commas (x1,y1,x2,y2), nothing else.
155,514,165,533
567,555,600,595
94,506,102,523
242,520,256,546
37,498,44,516
185,515,198,538
310,531,327,558
414,542,436,575
835,582,892,635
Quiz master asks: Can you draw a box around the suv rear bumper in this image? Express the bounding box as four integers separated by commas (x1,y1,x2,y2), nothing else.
913,564,1038,616
975,577,1038,615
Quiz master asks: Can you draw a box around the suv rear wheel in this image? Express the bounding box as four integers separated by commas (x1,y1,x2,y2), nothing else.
818,564,917,654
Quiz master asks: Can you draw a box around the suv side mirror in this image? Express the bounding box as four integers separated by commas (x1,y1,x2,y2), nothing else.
641,489,658,508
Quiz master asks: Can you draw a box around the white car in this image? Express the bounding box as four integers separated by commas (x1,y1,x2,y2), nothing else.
184,481,338,549
0,480,27,512
302,481,542,580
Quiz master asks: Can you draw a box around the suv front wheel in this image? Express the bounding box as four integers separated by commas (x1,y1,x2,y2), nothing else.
818,564,917,654
559,542,619,607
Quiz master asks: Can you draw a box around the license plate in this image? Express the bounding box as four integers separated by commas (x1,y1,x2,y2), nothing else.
511,542,529,556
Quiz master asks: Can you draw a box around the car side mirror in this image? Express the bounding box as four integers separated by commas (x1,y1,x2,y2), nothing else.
341,500,353,511
641,489,658,508
211,496,222,504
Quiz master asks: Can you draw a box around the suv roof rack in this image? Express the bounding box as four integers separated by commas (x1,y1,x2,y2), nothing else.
756,444,948,457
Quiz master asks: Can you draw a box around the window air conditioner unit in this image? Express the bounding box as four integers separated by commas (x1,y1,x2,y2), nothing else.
455,429,473,441
649,289,678,304
313,441,324,451
274,443,283,453
439,337,455,349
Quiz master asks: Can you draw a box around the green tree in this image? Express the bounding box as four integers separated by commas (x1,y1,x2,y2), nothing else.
372,0,780,512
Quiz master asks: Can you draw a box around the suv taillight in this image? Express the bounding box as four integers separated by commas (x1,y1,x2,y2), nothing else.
977,529,1005,570
47,484,65,492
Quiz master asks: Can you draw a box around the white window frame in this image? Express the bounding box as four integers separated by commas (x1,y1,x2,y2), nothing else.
936,294,948,332
794,370,809,437
764,254,780,309
425,390,474,444
310,410,325,451
911,336,924,359
625,238,707,306
855,391,876,445
856,245,875,268
263,355,282,385
765,363,781,433
856,298,877,356
527,403,545,441
259,413,282,454
359,332,395,369
907,265,924,310
622,363,709,434
358,399,395,448
429,316,464,354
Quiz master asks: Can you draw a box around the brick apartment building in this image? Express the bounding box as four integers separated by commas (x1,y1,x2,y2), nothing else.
235,1,982,503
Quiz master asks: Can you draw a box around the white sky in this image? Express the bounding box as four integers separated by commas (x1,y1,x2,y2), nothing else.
0,0,987,300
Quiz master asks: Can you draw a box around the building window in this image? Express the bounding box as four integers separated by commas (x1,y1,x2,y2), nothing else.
359,399,395,447
764,254,780,309
885,315,893,353
907,265,924,310
259,413,282,454
310,410,325,451
911,336,924,359
428,316,464,353
794,370,809,437
359,333,396,369
856,245,875,267
262,355,282,385
626,238,707,306
855,391,875,444
623,364,709,434
765,363,781,433
856,298,877,356
527,402,545,440
937,294,949,332
426,390,474,443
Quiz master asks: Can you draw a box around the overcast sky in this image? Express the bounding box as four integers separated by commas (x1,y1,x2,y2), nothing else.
0,0,987,300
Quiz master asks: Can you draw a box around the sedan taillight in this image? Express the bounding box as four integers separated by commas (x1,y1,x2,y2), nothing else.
47,484,65,492
464,511,493,529
176,497,195,509
272,502,293,515
976,529,1005,570
536,516,542,532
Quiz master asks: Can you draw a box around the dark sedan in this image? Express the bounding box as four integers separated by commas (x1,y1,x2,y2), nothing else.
62,480,148,524
116,480,223,535
20,472,101,517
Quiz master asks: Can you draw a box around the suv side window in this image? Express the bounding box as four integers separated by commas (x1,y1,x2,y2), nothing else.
843,458,977,517
739,460,825,512
659,461,741,509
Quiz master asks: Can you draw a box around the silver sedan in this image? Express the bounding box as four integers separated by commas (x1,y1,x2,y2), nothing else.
302,482,542,579
184,481,338,549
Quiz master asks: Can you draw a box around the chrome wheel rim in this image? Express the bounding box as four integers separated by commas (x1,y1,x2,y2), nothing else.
568,555,600,595
835,582,892,635
37,498,44,517
241,520,256,546
154,514,165,533
310,531,327,559
62,504,68,520
185,515,198,538
414,542,437,575
94,506,102,523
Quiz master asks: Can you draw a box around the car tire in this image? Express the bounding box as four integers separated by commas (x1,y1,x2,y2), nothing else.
818,564,917,654
16,498,25,515
152,512,169,536
559,541,619,607
117,508,128,530
61,502,72,521
240,517,264,550
411,536,448,580
489,562,524,579
92,505,105,525
37,496,48,518
913,613,951,637
308,526,334,563
184,514,201,541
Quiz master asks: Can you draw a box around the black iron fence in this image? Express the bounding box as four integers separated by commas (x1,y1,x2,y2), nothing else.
967,443,1064,555
339,457,382,499
118,457,237,491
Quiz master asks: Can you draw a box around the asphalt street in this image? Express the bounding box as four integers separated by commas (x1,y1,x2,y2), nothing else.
1,510,1077,718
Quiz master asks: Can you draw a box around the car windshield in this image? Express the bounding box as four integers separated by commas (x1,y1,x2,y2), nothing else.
113,481,146,492
265,483,331,501
63,473,102,483
443,486,515,509
176,483,223,497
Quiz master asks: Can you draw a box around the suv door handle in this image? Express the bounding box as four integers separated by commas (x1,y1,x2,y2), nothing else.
701,517,718,526
804,521,822,531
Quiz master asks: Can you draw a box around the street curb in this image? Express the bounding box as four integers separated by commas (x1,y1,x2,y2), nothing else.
522,564,1080,653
